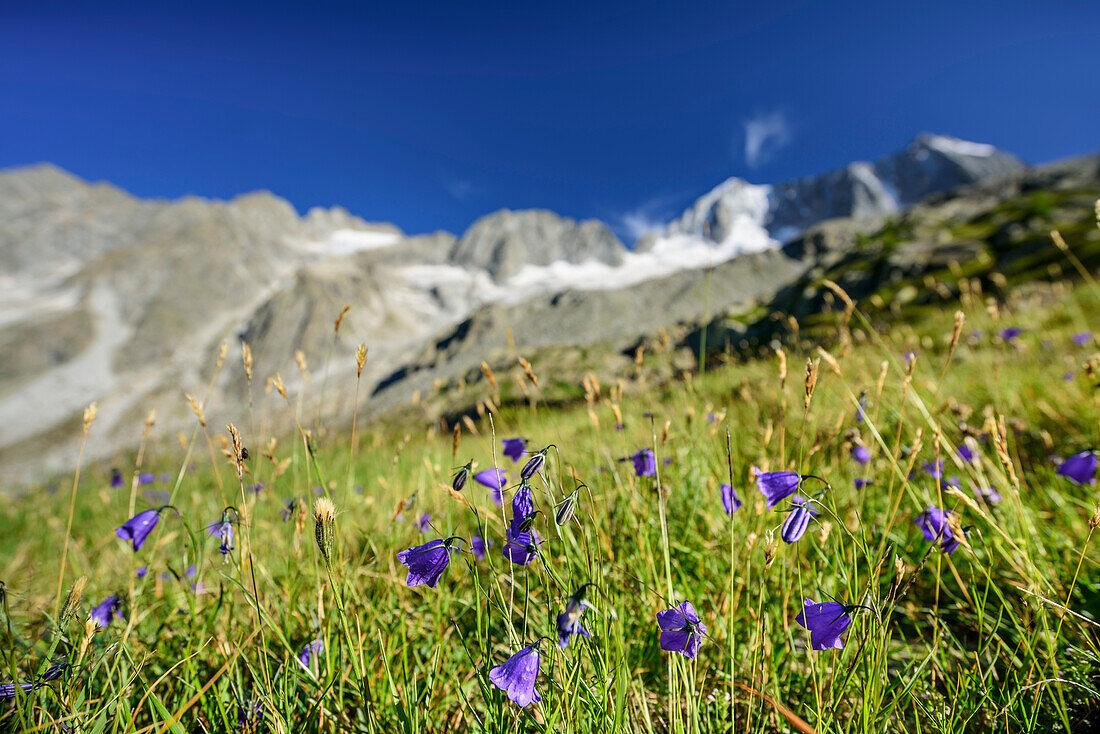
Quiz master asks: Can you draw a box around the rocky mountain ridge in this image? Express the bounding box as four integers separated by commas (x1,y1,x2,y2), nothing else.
0,135,1047,482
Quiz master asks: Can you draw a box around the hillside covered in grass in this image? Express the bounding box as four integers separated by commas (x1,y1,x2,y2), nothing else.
2,208,1100,733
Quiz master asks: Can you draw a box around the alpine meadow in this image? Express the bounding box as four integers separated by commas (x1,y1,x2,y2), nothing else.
2,179,1100,732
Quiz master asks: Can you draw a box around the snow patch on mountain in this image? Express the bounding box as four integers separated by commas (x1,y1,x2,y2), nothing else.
302,228,401,256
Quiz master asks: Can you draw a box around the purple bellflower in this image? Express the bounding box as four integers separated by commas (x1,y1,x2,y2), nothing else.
137,472,156,486
1000,327,1023,342
110,468,124,488
721,483,742,515
781,495,820,544
557,584,596,649
795,598,853,651
470,535,491,560
851,445,871,465
489,645,542,707
754,468,799,509
1057,451,1098,486
503,526,542,566
396,537,462,588
474,469,507,505
972,485,1003,506
915,506,962,554
1073,332,1092,347
856,391,868,423
622,449,656,477
207,509,237,555
957,443,976,464
90,595,124,628
755,468,830,510
854,478,872,489
502,437,527,463
511,480,534,533
0,664,68,700
657,600,706,659
116,507,171,552
415,513,432,533
297,639,324,669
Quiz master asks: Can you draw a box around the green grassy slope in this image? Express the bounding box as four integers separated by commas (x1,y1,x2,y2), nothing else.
1,208,1099,733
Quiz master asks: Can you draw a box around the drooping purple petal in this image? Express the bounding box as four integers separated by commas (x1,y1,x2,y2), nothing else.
795,598,852,651
1057,451,1098,486
396,539,452,587
755,469,800,510
502,526,541,566
475,468,507,491
90,595,124,628
415,513,432,533
470,535,490,560
488,646,542,707
626,449,656,478
115,509,162,552
502,438,527,463
510,484,534,533
721,483,742,515
297,639,324,668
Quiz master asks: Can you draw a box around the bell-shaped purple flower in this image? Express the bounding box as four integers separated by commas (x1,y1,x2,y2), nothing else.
851,445,871,465
396,539,455,587
921,460,945,479
502,526,541,566
415,513,432,533
1057,451,1098,486
795,598,852,651
475,469,507,506
972,485,1003,506
557,586,594,649
137,472,156,486
90,595,124,628
502,437,527,463
656,601,706,659
488,645,541,707
110,468,124,488
957,443,976,464
207,520,235,555
511,482,534,533
755,468,800,510
854,478,872,490
855,392,868,423
470,535,490,560
297,639,324,668
115,508,164,552
721,483,742,515
1073,332,1092,347
556,603,591,649
915,506,960,554
623,449,656,478
999,327,1023,342
781,495,819,544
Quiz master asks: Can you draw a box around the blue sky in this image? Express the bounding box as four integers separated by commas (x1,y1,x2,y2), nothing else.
2,1,1097,240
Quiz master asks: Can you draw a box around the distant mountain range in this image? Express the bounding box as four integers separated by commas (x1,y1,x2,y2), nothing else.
0,134,1064,482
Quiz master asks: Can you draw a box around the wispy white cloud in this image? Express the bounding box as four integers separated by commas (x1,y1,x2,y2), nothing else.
743,111,792,168
610,192,686,244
